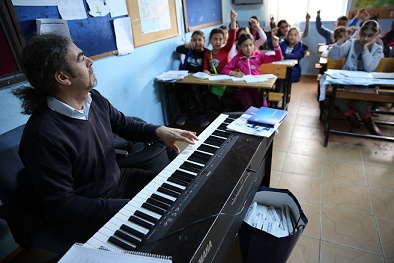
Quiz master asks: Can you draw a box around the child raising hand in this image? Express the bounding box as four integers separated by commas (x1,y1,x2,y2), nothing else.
203,9,237,75
222,33,282,110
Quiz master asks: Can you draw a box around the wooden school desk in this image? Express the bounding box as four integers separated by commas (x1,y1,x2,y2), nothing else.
260,60,297,110
322,70,394,147
157,74,277,125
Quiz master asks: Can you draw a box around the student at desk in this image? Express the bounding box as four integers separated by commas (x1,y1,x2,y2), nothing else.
222,33,282,110
174,30,209,127
203,10,237,112
12,33,198,244
279,27,306,83
328,20,383,135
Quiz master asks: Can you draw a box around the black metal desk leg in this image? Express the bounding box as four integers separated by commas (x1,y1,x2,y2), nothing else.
324,85,338,147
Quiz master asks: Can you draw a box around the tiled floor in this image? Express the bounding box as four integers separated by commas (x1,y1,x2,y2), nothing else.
262,76,394,263
3,76,394,263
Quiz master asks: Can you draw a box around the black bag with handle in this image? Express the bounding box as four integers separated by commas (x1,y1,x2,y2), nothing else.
113,117,176,173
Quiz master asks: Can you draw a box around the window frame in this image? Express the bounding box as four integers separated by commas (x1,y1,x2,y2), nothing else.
0,0,26,89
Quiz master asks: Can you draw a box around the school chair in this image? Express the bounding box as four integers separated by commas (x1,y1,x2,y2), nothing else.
260,63,287,109
0,125,73,255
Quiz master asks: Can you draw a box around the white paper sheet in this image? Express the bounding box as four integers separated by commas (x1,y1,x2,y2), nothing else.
114,17,134,55
108,0,128,17
86,0,110,17
57,0,87,20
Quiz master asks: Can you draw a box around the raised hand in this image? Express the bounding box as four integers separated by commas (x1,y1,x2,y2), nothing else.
272,35,279,47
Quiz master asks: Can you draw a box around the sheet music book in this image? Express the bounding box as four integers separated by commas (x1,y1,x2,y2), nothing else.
58,243,172,263
247,107,288,128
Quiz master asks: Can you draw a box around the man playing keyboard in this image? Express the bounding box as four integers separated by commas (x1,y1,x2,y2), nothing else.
13,33,198,248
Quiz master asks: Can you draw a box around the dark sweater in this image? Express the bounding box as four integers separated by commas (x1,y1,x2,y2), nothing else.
19,89,159,241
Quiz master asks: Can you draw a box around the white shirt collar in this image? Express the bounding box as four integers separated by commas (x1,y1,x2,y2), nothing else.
47,93,92,120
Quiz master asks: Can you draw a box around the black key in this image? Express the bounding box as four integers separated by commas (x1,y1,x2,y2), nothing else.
213,130,230,138
172,173,193,183
114,230,140,246
162,183,183,194
180,161,202,173
205,137,224,147
198,144,218,154
158,186,179,198
108,236,134,251
193,151,212,161
152,193,173,205
173,170,195,180
142,202,166,215
147,197,170,210
168,176,189,187
188,152,210,164
120,224,145,238
129,215,154,229
135,210,158,224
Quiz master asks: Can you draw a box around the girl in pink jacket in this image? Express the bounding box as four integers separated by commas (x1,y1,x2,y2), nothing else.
222,34,283,110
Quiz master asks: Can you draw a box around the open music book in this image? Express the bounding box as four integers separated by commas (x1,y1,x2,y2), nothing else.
58,243,172,263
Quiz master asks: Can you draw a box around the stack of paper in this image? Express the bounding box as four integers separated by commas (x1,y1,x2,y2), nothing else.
226,106,286,137
208,75,232,81
244,202,294,238
155,70,189,81
192,72,210,79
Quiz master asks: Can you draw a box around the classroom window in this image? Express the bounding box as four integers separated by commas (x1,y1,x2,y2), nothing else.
265,0,349,27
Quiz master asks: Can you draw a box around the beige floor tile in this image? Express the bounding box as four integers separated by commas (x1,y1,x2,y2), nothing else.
360,146,394,168
384,258,394,263
320,240,383,263
377,218,394,258
278,172,322,204
297,105,321,117
283,153,323,178
321,206,381,253
284,112,298,125
273,134,291,152
325,142,362,162
323,158,367,186
292,125,325,141
271,151,287,171
269,169,281,188
276,121,294,137
299,201,321,239
322,180,372,214
288,137,327,157
287,236,320,263
295,114,323,128
370,189,394,220
365,165,394,192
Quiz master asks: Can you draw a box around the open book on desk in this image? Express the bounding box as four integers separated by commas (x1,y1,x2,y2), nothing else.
58,243,172,263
